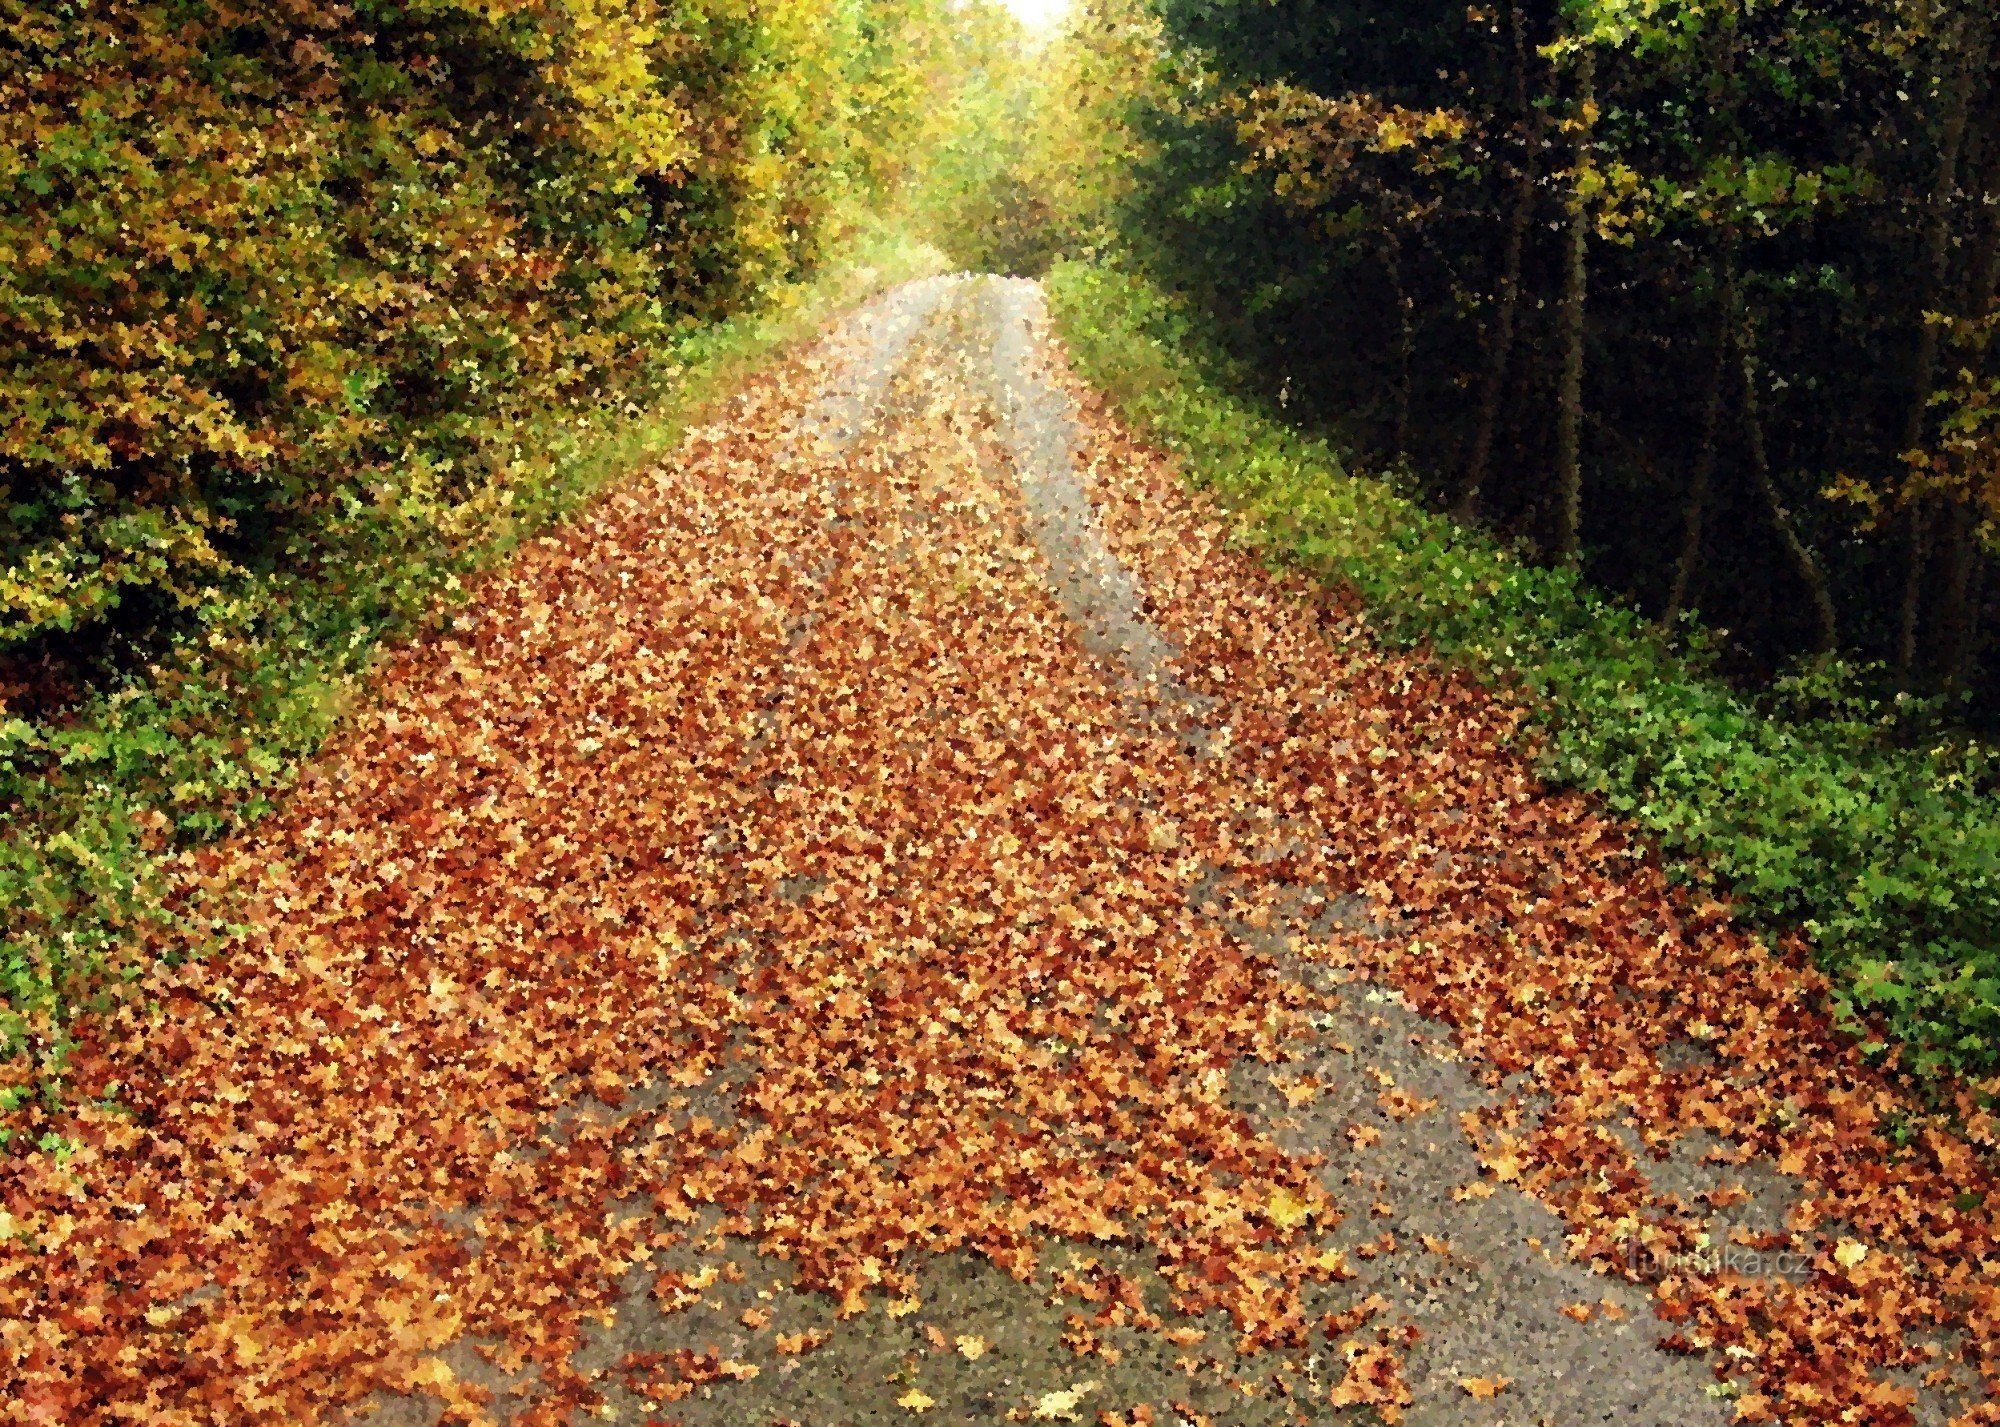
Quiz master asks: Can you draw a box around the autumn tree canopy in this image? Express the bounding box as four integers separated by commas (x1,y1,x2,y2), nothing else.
0,0,947,670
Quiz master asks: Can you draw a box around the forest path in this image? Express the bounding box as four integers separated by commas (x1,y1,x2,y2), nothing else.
11,277,1992,1427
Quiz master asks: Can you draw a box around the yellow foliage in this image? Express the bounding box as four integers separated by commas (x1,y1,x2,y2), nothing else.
1227,82,1471,210
0,0,950,648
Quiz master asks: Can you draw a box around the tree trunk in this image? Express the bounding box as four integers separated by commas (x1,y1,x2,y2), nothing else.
1733,283,1838,657
1458,172,1534,521
1456,0,1539,521
1660,18,1742,630
1383,231,1415,462
1968,106,2000,316
1936,102,2000,687
1552,48,1594,563
1664,289,1732,628
1908,29,1992,458
1936,500,1983,688
1895,506,1936,677
1960,556,1988,689
1897,13,1993,678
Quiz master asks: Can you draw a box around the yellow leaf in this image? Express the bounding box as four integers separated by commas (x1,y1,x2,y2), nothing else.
1267,1187,1311,1229
1834,1239,1869,1269
1032,1381,1099,1420
955,1334,988,1360
1460,1375,1512,1398
409,1356,456,1391
897,1388,936,1412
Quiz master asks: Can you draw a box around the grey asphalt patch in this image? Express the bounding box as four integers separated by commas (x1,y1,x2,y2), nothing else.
1220,914,1724,1426
797,275,961,458
984,277,1181,687
975,275,1219,762
570,1226,1338,1426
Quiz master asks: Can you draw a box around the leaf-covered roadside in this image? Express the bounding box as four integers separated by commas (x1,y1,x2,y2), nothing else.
0,293,1372,1424
1045,256,2000,1085
12,278,2000,1425
1046,301,2000,1421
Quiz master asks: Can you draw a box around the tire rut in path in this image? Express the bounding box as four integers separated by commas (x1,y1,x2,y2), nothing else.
971,274,1736,1427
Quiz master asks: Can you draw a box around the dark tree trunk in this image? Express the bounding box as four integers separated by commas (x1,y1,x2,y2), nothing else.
1896,506,1937,678
1897,14,1992,678
1968,107,2000,316
1661,20,1742,630
1733,282,1838,658
1459,173,1534,521
1383,230,1415,461
1937,501,1983,689
1664,288,1732,628
1552,48,1594,563
1937,102,2000,688
1457,0,1539,521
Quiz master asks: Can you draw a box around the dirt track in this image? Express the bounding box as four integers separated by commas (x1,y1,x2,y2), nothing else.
12,277,1997,1426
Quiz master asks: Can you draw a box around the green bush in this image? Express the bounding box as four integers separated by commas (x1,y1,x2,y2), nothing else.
1047,256,2000,1084
0,1,944,660
907,13,1068,276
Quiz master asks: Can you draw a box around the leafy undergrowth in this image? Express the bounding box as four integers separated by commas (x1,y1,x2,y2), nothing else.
1044,256,2000,1087
0,219,947,1064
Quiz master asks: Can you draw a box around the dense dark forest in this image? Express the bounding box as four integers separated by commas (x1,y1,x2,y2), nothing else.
1107,0,2000,714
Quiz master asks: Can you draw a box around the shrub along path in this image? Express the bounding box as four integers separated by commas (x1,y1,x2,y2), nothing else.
6,277,2000,1425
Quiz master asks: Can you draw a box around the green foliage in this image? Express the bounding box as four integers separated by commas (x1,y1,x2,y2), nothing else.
0,0,945,656
1081,0,2000,700
909,0,1159,275
906,4,1061,275
1048,256,2000,1082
